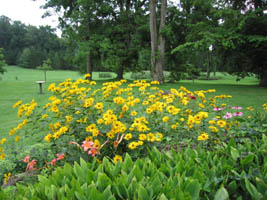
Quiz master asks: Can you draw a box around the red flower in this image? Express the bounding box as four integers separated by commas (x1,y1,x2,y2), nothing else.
23,155,30,163
50,158,57,165
56,153,65,161
26,159,37,171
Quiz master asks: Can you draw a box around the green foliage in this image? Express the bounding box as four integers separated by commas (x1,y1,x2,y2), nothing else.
1,135,267,199
0,48,7,74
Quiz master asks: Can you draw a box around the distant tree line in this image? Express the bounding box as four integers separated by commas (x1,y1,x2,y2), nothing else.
0,15,75,70
1,0,267,86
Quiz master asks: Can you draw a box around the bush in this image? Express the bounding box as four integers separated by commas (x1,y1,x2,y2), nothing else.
1,135,267,199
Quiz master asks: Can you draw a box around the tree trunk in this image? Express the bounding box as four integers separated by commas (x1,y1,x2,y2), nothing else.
259,68,267,87
149,0,166,83
206,51,211,79
117,65,124,80
158,0,166,83
149,0,158,81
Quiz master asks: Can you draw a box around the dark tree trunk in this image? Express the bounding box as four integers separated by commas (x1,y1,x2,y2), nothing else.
259,68,267,87
149,0,166,83
206,51,211,79
149,0,158,81
117,66,124,80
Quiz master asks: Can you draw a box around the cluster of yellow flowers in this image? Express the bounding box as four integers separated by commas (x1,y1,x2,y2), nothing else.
263,103,267,113
5,74,256,162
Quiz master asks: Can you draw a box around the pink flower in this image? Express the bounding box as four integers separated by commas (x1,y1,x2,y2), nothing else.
23,155,31,163
88,147,100,157
26,159,37,171
81,141,94,152
232,106,242,110
213,107,223,111
223,112,233,119
56,153,65,161
50,158,57,166
233,112,243,116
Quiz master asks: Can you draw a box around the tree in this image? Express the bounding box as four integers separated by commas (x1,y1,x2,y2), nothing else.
36,59,53,81
0,48,7,74
149,0,167,83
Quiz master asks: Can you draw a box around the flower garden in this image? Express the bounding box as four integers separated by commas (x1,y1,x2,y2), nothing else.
0,74,267,199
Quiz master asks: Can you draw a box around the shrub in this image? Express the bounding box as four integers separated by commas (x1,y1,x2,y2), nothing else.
1,136,267,199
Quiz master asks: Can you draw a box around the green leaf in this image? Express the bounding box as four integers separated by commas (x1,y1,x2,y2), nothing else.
96,172,112,192
138,185,151,200
158,193,168,200
75,191,86,200
214,187,229,200
184,179,201,200
122,153,133,173
245,178,261,200
241,154,254,167
228,181,237,193
230,147,240,161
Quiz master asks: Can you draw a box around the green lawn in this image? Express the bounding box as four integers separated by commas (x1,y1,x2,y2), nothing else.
0,66,267,140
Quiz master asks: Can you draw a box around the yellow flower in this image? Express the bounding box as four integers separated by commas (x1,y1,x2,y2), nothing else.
85,136,93,142
44,134,52,142
139,134,147,141
217,120,226,128
4,173,11,184
209,126,218,133
15,136,20,142
131,111,137,116
147,133,155,142
97,118,104,124
65,115,73,123
13,100,22,108
41,114,48,119
107,131,115,139
84,73,91,79
208,120,216,124
162,116,169,123
113,155,123,164
197,132,209,141
94,139,101,148
128,142,138,150
122,105,129,112
0,138,7,144
0,154,6,160
155,132,163,142
171,124,177,129
94,102,103,110
124,133,132,140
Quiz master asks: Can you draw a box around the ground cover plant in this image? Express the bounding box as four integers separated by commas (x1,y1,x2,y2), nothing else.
0,66,267,198
1,136,267,199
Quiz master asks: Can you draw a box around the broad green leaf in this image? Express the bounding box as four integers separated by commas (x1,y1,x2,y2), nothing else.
137,185,151,200
184,179,201,200
230,147,240,161
96,172,112,192
245,178,261,200
241,154,254,167
75,191,86,200
159,193,168,200
214,187,229,200
122,153,133,173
